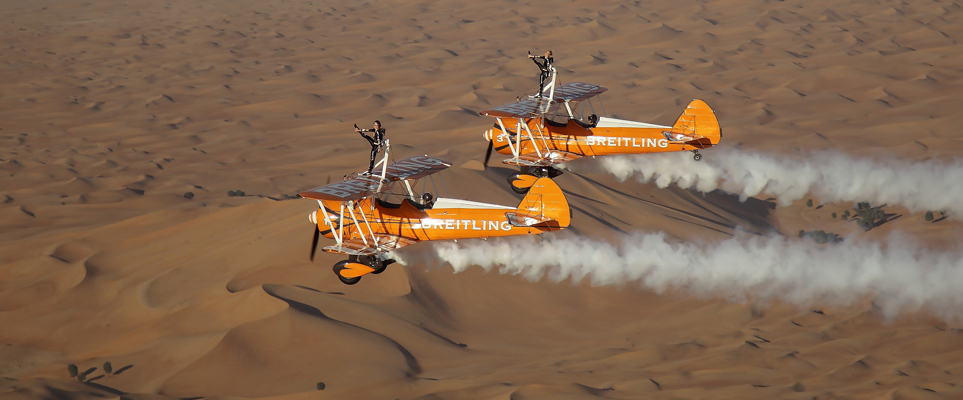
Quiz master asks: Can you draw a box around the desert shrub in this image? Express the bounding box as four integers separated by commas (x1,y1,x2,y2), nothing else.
925,211,934,221
853,203,886,231
104,361,112,374
799,230,841,244
236,190,246,196
68,364,78,377
317,382,326,390
184,192,194,199
842,210,850,220
806,199,813,208
812,230,828,244
831,212,837,219
77,371,87,382
228,190,236,197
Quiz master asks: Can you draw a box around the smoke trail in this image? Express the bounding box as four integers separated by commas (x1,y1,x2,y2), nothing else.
592,150,963,215
396,233,963,324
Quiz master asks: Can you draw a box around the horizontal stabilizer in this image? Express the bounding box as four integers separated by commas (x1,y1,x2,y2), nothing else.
505,211,554,227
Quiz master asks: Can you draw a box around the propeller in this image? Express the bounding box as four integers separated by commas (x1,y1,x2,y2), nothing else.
310,226,320,261
483,139,493,169
483,124,499,169
309,207,336,261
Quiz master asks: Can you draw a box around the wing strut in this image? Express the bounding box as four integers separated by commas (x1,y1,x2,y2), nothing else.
338,201,346,245
496,117,520,158
357,205,379,247
402,179,417,200
520,118,542,159
346,201,368,246
531,122,552,155
318,200,343,246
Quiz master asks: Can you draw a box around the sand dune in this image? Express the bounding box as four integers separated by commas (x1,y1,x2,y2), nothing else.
2,0,963,398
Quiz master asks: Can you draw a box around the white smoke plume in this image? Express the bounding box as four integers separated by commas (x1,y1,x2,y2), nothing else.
396,233,963,324
591,150,963,215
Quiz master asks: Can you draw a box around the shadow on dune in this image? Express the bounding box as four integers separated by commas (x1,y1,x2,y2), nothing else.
571,172,778,236
114,364,134,375
81,381,126,395
261,285,422,375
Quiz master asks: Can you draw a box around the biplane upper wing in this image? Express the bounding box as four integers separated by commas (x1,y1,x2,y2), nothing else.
298,155,451,201
383,155,452,181
481,97,552,119
481,82,608,119
551,82,607,102
299,175,390,201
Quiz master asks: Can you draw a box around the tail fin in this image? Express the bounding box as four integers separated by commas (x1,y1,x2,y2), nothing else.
507,177,570,231
669,99,721,148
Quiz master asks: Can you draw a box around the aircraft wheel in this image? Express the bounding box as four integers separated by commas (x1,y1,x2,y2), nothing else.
693,153,703,162
371,259,395,275
337,274,361,285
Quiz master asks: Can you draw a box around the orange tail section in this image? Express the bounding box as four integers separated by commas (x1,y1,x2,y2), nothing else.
670,99,721,148
508,177,570,231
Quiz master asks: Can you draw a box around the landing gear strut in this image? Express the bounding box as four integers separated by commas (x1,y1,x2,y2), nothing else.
692,150,702,162
526,166,563,178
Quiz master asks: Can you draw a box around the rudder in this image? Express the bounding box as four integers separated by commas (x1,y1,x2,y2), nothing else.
670,99,721,148
514,177,570,230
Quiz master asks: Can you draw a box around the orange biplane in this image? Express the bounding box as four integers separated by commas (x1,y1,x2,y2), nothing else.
481,66,722,193
300,140,570,285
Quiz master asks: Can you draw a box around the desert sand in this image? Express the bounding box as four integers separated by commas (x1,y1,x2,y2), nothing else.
2,0,963,398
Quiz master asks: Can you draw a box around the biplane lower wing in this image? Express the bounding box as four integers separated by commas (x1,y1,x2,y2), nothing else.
324,234,419,256
503,150,582,167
